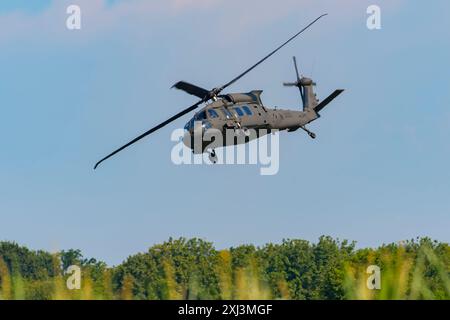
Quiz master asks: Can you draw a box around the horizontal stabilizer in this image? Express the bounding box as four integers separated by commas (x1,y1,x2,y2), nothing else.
172,81,210,99
315,89,344,113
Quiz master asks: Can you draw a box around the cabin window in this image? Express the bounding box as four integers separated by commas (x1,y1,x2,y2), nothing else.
208,109,219,118
221,108,233,119
242,106,252,116
234,107,244,117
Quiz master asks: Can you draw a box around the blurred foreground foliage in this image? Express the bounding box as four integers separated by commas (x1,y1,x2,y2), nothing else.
0,237,449,300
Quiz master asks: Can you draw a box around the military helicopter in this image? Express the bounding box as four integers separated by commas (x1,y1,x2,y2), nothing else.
94,14,344,169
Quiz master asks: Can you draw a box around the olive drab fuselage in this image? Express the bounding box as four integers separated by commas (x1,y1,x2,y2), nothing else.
183,89,319,152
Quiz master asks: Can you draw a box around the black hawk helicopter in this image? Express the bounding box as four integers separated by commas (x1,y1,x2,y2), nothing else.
94,14,344,169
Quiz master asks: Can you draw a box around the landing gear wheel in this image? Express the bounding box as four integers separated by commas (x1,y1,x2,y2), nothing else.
236,127,250,137
208,149,218,164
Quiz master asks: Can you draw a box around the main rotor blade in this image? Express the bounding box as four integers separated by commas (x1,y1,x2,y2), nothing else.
172,81,210,100
94,100,203,169
217,14,327,94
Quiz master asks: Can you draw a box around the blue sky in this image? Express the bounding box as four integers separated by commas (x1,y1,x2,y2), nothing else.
0,0,52,13
0,0,449,265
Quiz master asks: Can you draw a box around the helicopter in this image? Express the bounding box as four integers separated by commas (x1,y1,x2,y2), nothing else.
94,14,344,169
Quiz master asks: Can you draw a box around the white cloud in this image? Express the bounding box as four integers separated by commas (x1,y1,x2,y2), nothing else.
0,0,406,46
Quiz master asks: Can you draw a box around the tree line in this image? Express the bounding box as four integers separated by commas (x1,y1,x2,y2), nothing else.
0,236,449,299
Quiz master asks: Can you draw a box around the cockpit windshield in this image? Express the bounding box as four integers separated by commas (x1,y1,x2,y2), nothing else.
184,110,212,132
194,111,207,121
184,118,194,131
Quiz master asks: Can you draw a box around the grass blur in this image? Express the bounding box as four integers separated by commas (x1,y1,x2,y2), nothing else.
0,237,448,300
344,241,450,299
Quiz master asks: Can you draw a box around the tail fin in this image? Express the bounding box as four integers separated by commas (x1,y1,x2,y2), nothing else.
301,78,319,111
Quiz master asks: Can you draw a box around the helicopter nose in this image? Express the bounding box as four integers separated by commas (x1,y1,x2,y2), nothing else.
183,120,211,149
183,128,203,149
183,131,193,148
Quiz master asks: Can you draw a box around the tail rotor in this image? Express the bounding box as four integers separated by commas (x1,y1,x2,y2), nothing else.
283,56,308,108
